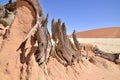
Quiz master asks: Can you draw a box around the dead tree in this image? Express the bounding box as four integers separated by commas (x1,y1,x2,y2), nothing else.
72,30,82,62
17,0,51,68
17,0,83,68
51,19,76,65
72,30,80,50
17,0,44,49
4,0,16,12
94,47,120,64
9,0,12,3
34,15,52,67
0,0,16,27
0,4,6,18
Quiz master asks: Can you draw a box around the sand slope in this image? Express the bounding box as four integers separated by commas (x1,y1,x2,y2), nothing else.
70,27,120,38
46,57,120,80
0,1,120,80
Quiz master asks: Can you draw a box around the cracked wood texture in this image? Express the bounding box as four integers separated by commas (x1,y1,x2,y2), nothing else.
17,0,51,69
51,19,77,65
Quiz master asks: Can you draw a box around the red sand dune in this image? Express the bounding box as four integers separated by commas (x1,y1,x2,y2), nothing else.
70,27,120,38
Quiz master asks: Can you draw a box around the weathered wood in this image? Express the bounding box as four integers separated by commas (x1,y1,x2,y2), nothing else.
72,30,80,50
34,15,52,67
0,10,15,27
0,1,16,40
51,19,59,43
9,0,12,3
0,4,6,18
72,30,82,62
51,19,76,65
17,0,44,51
4,1,16,12
17,0,51,69
94,47,120,63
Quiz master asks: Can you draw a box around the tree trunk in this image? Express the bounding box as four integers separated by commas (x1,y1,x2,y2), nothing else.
51,19,77,65
17,0,51,69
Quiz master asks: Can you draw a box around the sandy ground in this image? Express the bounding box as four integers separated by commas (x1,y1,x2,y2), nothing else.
0,0,120,80
46,57,120,80
70,38,120,53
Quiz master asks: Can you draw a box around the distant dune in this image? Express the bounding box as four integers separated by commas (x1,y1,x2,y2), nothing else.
69,27,120,38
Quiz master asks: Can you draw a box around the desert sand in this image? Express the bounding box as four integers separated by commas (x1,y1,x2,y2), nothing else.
0,0,120,80
70,38,120,53
69,27,120,38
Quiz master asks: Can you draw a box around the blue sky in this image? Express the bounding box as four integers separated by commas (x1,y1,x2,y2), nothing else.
0,0,120,34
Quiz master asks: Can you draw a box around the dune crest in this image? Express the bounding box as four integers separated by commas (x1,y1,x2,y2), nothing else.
70,27,120,38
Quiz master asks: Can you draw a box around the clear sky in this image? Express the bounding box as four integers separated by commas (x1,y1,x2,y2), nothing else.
0,0,120,34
